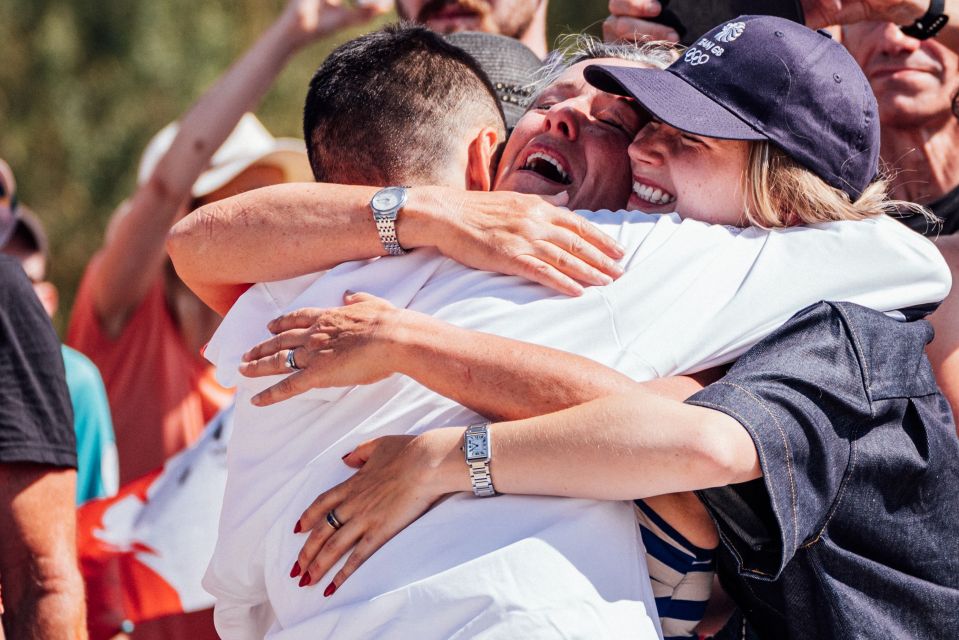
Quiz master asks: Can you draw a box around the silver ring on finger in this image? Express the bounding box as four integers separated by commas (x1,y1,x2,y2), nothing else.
286,348,302,371
326,509,343,531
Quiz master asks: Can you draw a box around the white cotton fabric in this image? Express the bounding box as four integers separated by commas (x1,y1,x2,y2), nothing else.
203,211,950,640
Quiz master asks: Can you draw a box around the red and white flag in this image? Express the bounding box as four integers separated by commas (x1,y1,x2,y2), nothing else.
78,404,233,639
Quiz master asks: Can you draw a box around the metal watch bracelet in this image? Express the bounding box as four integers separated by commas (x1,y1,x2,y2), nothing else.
464,421,496,497
373,215,407,255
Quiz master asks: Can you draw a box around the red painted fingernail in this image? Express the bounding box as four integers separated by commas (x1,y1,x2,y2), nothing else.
324,582,337,597
294,520,302,534
299,571,311,588
290,562,301,578
341,452,350,461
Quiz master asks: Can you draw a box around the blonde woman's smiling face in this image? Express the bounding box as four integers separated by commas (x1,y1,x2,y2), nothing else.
627,120,750,226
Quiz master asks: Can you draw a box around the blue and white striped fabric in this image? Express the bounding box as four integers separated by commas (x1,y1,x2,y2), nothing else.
635,500,716,640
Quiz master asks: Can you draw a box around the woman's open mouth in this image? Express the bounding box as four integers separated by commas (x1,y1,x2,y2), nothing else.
520,150,572,186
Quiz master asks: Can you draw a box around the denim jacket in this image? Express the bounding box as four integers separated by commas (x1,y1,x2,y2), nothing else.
689,301,959,639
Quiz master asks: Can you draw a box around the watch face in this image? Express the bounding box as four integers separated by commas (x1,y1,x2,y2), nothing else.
466,434,488,459
372,191,400,211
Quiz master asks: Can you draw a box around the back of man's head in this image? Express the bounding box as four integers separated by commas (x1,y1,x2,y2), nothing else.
303,24,506,186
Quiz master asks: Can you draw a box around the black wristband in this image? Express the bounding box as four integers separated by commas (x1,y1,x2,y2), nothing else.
901,0,949,40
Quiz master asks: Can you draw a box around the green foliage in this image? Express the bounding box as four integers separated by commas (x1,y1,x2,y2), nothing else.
0,0,607,333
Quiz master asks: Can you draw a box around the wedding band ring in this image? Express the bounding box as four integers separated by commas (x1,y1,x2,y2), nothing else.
286,348,301,371
326,509,343,531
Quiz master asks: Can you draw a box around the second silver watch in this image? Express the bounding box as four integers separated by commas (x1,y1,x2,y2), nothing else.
464,421,496,497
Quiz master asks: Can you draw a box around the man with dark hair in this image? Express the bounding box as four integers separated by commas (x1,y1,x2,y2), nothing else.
176,24,519,636
303,23,506,186
174,24,511,316
0,159,86,639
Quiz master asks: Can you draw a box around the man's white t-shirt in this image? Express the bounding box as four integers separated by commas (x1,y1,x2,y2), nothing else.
204,211,950,639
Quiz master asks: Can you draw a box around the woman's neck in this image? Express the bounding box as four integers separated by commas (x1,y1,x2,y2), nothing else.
881,116,959,205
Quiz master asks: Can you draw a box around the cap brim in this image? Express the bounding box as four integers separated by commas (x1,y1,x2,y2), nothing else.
585,65,767,142
191,141,313,198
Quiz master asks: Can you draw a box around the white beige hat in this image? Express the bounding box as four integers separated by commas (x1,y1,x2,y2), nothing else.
137,112,314,198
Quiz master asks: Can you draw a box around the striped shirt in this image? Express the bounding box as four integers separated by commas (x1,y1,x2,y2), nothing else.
636,500,715,639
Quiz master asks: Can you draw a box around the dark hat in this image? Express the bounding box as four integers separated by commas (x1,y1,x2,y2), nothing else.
445,31,543,130
0,159,18,249
585,15,879,200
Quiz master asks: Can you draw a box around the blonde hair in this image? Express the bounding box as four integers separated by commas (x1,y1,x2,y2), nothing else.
741,142,938,229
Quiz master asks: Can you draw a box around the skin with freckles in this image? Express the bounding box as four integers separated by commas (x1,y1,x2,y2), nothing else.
627,121,749,226
494,59,648,211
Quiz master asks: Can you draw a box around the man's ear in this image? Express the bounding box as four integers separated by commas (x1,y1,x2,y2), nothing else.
466,126,502,192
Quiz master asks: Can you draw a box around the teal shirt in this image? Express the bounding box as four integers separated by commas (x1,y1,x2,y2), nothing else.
62,345,118,503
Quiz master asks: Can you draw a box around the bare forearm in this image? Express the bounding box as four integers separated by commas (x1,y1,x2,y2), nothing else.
391,310,639,421
171,183,385,287
8,581,87,640
0,465,86,640
422,392,760,501
94,9,303,325
143,15,302,210
171,184,627,314
388,311,723,545
168,184,454,314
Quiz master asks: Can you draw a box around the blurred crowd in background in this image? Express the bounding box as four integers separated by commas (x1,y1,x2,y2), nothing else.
0,0,607,333
3,0,959,639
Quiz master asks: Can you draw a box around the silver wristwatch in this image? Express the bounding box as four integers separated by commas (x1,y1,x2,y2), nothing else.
464,421,495,497
370,186,409,256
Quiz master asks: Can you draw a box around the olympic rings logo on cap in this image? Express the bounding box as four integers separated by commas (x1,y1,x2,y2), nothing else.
684,48,710,66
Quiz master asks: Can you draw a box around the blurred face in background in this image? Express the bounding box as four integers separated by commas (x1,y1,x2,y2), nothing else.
396,0,540,39
844,21,959,128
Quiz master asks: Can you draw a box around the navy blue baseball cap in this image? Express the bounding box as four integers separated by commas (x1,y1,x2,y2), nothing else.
585,15,880,200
